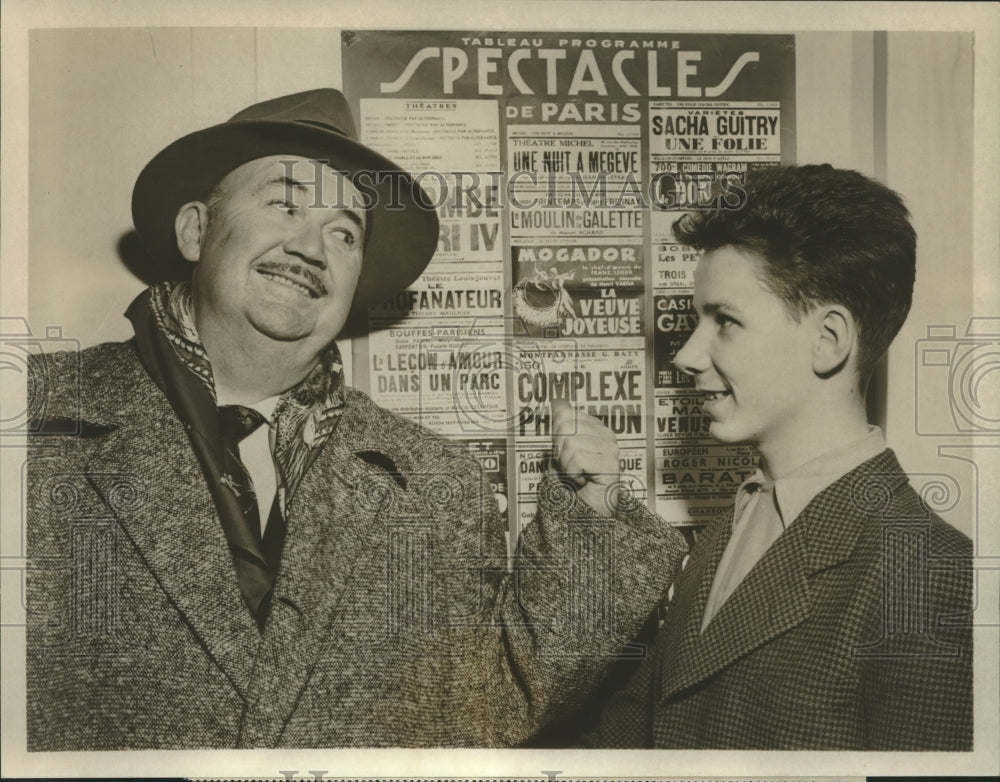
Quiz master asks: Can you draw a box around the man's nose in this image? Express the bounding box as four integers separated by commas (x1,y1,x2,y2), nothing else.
283,221,327,269
672,328,708,377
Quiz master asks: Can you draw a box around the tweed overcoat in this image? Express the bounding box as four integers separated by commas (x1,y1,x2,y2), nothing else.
26,340,685,749
591,449,973,750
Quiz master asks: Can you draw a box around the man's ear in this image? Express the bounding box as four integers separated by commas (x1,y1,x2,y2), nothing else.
174,201,209,263
813,304,856,376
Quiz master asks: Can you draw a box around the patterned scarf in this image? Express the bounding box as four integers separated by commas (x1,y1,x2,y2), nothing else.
134,281,346,509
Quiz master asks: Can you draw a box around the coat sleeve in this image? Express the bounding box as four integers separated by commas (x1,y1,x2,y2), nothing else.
429,443,686,746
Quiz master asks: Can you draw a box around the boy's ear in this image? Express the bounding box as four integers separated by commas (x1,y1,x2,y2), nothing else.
175,201,209,263
813,304,856,376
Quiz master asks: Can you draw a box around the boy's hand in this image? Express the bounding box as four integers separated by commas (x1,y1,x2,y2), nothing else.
549,398,622,515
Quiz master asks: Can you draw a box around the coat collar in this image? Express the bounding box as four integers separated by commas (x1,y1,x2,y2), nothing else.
658,449,908,702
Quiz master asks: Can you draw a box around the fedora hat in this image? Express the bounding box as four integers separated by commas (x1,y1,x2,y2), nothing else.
131,89,439,311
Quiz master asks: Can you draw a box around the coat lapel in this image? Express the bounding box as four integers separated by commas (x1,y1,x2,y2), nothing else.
658,451,907,703
670,519,813,695
656,516,732,699
238,391,424,746
83,372,259,697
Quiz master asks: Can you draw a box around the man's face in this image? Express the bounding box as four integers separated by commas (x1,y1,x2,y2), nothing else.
673,245,820,452
186,155,366,352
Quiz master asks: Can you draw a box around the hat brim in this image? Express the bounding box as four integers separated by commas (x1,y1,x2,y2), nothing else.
131,120,439,312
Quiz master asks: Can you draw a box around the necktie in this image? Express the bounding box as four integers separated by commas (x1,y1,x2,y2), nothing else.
218,405,287,630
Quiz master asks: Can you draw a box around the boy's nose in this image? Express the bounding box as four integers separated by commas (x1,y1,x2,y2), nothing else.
673,330,707,376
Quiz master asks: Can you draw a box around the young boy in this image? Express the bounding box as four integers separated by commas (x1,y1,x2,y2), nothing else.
591,164,973,749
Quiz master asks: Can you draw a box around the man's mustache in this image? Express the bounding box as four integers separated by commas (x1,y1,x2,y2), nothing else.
256,261,328,296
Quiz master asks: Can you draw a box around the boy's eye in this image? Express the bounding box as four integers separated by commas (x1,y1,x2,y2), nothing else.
715,313,738,328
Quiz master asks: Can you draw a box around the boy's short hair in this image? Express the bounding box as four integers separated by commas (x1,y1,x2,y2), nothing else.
673,164,916,384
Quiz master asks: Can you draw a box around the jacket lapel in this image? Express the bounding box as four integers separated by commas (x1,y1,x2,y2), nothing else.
658,451,906,702
656,516,732,699
665,518,813,697
238,391,423,746
83,373,259,697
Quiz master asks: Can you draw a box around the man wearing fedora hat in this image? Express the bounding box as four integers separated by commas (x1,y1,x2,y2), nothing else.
26,89,684,749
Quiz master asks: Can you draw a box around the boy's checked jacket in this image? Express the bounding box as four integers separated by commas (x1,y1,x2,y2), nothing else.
590,449,973,750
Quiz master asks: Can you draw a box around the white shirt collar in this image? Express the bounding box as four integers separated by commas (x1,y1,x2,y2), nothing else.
770,426,887,528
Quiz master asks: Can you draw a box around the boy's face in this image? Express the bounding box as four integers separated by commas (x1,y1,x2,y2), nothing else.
673,245,821,453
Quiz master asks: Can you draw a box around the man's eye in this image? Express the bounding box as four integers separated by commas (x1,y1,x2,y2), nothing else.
716,313,737,328
268,199,296,214
328,227,359,247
